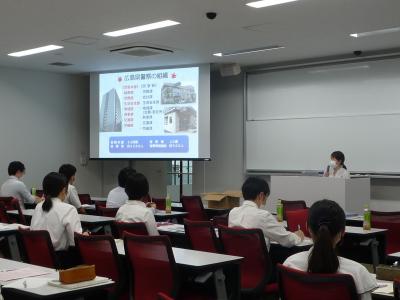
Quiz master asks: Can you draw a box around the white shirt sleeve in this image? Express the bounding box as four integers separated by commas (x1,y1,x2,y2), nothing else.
68,185,82,209
62,207,82,247
19,182,35,204
261,213,302,247
143,210,159,236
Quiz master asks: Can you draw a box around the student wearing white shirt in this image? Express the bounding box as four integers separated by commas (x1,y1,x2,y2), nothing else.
115,173,159,236
59,164,85,214
106,167,136,208
31,172,87,268
284,200,378,300
0,161,41,209
324,151,350,179
229,177,304,249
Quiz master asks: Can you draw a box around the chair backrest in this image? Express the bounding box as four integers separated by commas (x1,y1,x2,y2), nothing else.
158,292,174,300
0,202,10,223
286,209,310,237
78,194,92,205
371,219,400,254
152,198,166,210
181,195,207,221
97,206,118,217
124,233,178,300
277,264,358,300
0,197,26,225
35,190,44,198
74,234,125,295
394,278,400,300
184,219,219,253
212,215,228,227
18,229,57,268
218,225,272,293
281,200,307,220
114,221,148,238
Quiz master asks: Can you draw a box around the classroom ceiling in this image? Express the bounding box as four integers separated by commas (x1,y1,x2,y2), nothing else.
0,0,399,74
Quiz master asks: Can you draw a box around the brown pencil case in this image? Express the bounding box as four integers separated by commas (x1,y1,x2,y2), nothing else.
59,265,96,284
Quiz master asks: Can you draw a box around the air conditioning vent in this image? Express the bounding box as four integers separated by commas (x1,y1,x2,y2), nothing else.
110,46,173,57
49,62,73,67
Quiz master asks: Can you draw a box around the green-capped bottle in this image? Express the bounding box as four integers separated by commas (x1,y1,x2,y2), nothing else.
165,194,172,214
363,204,371,230
277,200,283,222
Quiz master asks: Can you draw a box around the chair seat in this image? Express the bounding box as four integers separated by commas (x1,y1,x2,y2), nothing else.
265,282,279,294
181,289,215,300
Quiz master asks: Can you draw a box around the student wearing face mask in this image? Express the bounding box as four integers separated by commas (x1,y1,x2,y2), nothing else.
324,151,350,179
229,177,305,250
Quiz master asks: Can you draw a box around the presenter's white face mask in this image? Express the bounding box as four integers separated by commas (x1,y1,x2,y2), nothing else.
329,160,337,168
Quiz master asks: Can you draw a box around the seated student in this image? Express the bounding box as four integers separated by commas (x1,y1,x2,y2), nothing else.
229,177,304,249
115,173,159,236
0,161,42,209
31,172,87,267
106,167,136,208
284,199,378,300
59,164,85,214
323,150,350,179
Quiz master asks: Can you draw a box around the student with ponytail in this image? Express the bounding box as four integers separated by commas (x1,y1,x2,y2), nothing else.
31,172,86,267
323,151,350,179
283,200,377,299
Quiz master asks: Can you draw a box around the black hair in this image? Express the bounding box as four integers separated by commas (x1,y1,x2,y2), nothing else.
242,177,270,200
331,151,347,170
58,164,77,183
118,167,136,188
307,199,346,273
42,172,67,212
125,173,149,200
8,161,25,176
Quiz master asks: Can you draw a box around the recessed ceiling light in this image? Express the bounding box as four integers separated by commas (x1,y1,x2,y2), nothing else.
103,20,180,37
350,26,400,38
8,45,63,57
213,46,284,57
246,0,298,8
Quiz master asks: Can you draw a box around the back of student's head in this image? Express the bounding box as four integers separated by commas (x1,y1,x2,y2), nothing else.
42,172,67,212
58,164,77,183
118,167,136,188
125,173,149,201
242,177,270,200
307,199,346,273
8,161,25,176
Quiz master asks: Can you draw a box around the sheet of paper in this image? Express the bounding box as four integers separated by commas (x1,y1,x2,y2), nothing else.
0,267,53,282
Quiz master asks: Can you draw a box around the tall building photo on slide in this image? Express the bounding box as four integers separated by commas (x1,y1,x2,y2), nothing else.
100,88,122,132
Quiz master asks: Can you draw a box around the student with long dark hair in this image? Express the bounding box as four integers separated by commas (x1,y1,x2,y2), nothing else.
284,200,377,300
31,172,86,266
59,164,85,213
324,151,350,179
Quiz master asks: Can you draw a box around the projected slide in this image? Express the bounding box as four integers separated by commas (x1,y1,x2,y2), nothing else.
98,67,199,158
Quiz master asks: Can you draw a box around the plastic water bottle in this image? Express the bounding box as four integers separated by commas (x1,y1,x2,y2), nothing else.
31,187,36,196
165,194,172,214
363,204,371,230
277,200,283,222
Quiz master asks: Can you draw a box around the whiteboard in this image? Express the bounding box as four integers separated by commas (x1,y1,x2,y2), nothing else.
245,58,400,173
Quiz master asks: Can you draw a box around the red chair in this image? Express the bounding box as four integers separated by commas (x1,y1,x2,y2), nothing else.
33,190,44,198
212,215,228,227
114,221,148,238
0,202,10,223
371,219,400,255
97,206,118,217
281,200,307,220
124,234,179,300
218,226,278,297
277,264,358,300
181,195,207,221
0,197,26,225
286,209,310,237
158,292,174,300
75,234,128,300
18,229,57,268
152,197,166,210
184,219,219,253
78,194,92,205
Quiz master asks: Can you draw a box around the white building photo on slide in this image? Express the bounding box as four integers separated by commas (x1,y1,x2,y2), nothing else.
164,107,197,133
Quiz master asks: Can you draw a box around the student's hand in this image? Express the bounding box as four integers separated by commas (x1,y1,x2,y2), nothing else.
78,207,86,214
82,231,90,236
34,196,43,203
146,202,157,209
294,230,305,241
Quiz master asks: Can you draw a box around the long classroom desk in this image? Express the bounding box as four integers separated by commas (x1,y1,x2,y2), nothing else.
114,239,242,300
0,258,113,300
